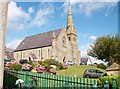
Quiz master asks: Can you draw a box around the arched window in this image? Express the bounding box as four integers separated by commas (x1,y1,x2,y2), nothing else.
62,36,66,47
29,57,31,61
69,37,70,41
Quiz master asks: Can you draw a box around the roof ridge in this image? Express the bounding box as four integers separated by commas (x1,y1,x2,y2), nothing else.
26,28,63,38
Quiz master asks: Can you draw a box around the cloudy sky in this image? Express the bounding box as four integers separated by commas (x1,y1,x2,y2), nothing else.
6,1,118,57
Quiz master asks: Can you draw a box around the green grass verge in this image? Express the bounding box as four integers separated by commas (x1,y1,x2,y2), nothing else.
57,65,105,78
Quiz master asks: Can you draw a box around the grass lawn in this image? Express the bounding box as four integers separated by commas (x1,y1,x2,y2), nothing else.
57,65,105,78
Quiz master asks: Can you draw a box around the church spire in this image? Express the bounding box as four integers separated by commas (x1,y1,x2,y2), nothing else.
67,0,74,26
66,0,76,35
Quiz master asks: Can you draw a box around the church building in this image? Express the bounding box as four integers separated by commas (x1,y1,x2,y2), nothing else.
14,3,81,65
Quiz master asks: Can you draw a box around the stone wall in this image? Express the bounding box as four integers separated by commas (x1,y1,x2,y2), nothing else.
55,29,72,63
14,46,52,62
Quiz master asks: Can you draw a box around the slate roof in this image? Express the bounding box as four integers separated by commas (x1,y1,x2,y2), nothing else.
5,47,14,52
15,29,62,52
4,47,15,60
5,52,15,60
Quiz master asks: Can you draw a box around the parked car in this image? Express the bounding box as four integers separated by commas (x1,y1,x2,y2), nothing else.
83,68,105,78
65,61,75,65
4,59,11,67
20,59,28,64
4,59,15,69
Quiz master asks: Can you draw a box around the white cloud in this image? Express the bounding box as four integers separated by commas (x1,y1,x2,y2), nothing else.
80,43,91,57
81,50,88,57
80,43,94,57
8,1,29,20
79,33,89,38
7,1,54,31
78,2,117,16
29,4,54,28
80,43,107,65
28,7,34,14
62,2,117,16
7,1,30,31
6,38,24,49
89,35,97,40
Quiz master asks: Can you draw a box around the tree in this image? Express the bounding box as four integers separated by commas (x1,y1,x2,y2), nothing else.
87,35,120,65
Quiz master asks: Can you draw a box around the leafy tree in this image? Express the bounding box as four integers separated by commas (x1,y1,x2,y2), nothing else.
87,35,120,64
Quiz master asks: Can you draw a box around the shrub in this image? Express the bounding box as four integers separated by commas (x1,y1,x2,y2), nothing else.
9,64,22,70
42,59,52,68
97,63,107,69
27,61,38,69
57,63,64,70
98,75,120,89
50,59,59,65
42,59,64,71
38,61,42,65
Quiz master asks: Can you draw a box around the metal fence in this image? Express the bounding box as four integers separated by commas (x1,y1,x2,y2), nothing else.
4,70,117,89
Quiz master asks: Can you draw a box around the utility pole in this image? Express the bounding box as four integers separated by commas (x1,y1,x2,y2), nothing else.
0,0,8,88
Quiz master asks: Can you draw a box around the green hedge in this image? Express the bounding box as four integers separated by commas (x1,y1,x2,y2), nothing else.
97,63,107,69
98,75,120,89
42,59,64,70
9,64,22,70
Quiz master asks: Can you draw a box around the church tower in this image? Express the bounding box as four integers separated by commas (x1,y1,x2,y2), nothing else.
66,1,80,65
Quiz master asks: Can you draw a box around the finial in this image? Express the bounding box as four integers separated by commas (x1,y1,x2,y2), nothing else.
68,0,72,15
52,32,56,39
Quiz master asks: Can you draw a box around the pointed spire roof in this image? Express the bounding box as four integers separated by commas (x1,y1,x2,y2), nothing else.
67,1,74,26
66,0,76,35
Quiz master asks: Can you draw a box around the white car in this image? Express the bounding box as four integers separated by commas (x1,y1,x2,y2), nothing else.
65,61,75,65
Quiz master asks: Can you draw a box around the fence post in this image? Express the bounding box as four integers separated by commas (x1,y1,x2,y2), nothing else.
92,84,98,89
112,78,117,89
90,79,93,89
104,80,109,89
74,77,78,89
25,71,29,86
86,78,89,88
92,79,98,89
68,76,72,89
80,78,83,89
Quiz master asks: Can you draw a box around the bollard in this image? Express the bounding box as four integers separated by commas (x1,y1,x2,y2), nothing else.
104,80,109,89
112,78,117,89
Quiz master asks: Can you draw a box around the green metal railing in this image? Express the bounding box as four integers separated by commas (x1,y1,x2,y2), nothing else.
4,70,118,89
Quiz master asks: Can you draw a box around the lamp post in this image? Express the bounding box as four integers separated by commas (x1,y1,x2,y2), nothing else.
0,0,8,88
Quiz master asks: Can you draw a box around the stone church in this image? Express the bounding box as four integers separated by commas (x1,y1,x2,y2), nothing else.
14,4,81,65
